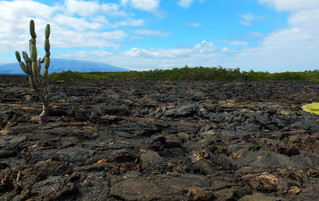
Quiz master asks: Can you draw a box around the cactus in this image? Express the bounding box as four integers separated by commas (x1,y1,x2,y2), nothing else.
15,19,51,123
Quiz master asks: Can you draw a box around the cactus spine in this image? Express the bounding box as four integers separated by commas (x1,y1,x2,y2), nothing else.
15,19,51,123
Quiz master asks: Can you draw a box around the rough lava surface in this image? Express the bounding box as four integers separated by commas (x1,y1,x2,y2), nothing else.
1,76,319,201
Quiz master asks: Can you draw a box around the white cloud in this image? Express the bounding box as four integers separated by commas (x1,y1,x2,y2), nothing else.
67,41,222,70
221,40,249,46
53,15,102,31
178,0,205,8
245,32,263,37
116,19,145,27
1,0,319,73
178,0,194,8
52,41,221,70
240,13,264,26
0,0,144,55
225,7,319,72
121,0,129,6
72,10,319,72
121,41,221,69
64,0,99,17
185,22,201,27
258,0,319,11
0,0,58,21
122,0,160,13
193,40,216,53
60,50,114,59
101,3,127,17
90,16,145,28
52,29,127,49
0,1,58,53
124,48,191,58
134,29,170,37
64,0,127,17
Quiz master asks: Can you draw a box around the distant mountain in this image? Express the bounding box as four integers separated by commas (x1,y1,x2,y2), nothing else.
0,59,129,75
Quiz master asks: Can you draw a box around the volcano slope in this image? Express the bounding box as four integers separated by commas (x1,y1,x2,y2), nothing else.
1,76,319,201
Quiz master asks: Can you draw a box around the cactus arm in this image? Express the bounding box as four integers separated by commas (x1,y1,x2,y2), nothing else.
42,23,50,88
19,62,29,75
22,51,30,63
45,24,50,38
15,51,21,62
15,51,29,74
22,51,32,75
30,19,36,38
44,24,50,65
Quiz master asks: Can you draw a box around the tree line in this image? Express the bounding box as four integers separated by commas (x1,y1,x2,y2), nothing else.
48,66,319,82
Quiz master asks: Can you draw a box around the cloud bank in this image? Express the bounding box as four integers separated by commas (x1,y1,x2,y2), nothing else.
0,0,318,72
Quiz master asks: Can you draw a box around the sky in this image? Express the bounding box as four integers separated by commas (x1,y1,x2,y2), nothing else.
0,0,319,72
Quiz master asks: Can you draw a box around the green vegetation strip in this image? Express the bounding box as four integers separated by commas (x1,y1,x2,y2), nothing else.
302,103,319,114
48,66,319,82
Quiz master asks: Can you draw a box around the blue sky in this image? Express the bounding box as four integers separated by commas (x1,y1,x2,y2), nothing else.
0,0,319,72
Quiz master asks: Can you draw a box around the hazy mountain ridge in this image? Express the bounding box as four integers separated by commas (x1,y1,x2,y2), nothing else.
0,59,129,75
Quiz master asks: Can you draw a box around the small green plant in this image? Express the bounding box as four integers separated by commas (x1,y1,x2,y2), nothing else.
15,19,51,123
302,103,319,114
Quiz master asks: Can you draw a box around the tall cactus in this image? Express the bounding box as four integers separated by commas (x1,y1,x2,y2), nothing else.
15,19,51,123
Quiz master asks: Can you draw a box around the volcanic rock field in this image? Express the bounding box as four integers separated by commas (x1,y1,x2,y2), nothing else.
1,76,319,201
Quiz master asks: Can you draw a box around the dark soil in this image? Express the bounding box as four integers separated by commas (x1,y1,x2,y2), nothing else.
1,76,319,201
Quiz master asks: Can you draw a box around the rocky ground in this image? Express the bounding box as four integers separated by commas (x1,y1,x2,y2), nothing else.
0,76,319,201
